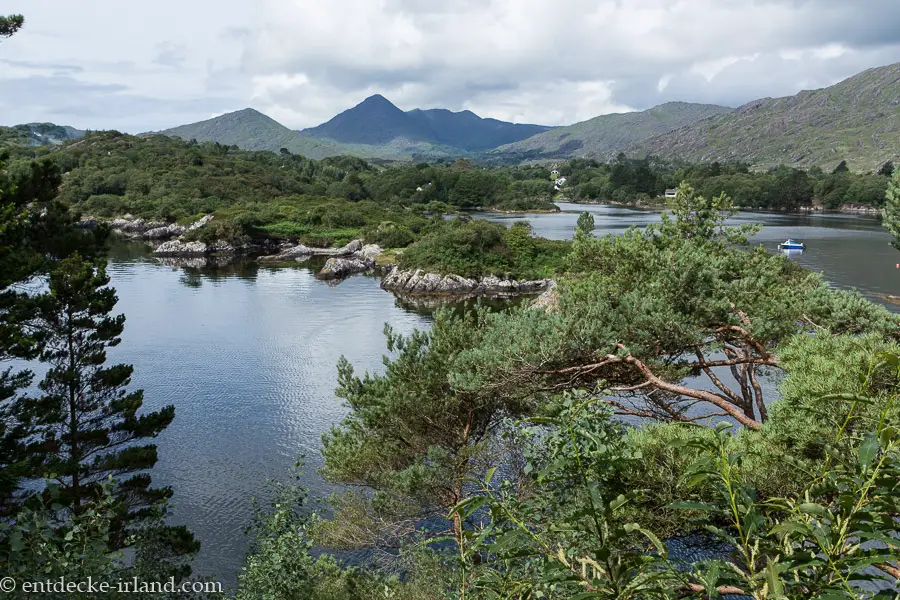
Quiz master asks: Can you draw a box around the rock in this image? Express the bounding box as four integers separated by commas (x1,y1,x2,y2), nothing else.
153,240,208,256
208,240,235,253
259,239,365,262
258,245,314,262
110,217,166,236
357,244,383,261
530,281,559,311
340,239,363,255
143,224,186,239
316,257,374,280
381,267,552,297
75,217,99,229
187,214,214,231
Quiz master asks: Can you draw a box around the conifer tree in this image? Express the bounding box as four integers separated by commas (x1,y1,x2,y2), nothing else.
24,255,196,559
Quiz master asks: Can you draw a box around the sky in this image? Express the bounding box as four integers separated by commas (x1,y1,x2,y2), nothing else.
2,0,899,133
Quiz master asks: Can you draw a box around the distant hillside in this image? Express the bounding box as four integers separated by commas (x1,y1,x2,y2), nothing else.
0,122,84,148
158,109,355,160
492,102,732,159
301,94,552,152
629,63,900,171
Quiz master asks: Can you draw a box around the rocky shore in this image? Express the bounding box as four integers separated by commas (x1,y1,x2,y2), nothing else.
381,266,553,297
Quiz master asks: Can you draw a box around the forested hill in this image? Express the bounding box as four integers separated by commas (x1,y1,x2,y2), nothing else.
0,122,84,147
628,62,900,172
156,108,357,160
492,102,732,159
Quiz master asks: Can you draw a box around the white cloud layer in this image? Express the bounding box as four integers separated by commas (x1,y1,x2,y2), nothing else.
1,0,898,132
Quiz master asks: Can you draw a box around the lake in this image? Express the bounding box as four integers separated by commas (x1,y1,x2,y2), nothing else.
97,205,898,588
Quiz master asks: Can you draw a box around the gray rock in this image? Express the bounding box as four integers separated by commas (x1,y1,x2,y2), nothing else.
143,224,187,240
357,244,383,261
187,214,214,231
153,240,208,256
208,240,236,253
340,239,363,255
258,239,366,262
530,281,559,311
258,244,314,262
76,217,99,229
316,257,374,280
381,266,552,297
110,217,167,236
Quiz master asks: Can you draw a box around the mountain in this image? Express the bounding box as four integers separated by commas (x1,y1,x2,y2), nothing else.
629,63,900,171
302,94,552,151
0,122,84,147
159,108,355,160
493,102,733,159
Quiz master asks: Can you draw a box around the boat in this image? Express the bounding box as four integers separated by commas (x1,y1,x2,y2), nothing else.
778,239,805,250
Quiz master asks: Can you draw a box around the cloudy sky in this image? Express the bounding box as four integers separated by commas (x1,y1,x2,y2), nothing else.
2,0,899,132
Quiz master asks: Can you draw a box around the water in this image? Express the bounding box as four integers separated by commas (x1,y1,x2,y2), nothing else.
479,202,900,303
101,247,431,589
66,206,900,588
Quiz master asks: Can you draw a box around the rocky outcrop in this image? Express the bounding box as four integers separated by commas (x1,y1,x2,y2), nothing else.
381,267,553,297
111,217,166,236
153,240,208,256
187,214,214,231
111,214,213,240
75,217,99,229
530,280,559,311
316,257,375,280
143,224,186,239
258,239,365,262
357,244,383,261
152,238,236,256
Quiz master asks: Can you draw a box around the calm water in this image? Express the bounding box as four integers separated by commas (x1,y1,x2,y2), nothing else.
102,249,431,588
89,206,899,587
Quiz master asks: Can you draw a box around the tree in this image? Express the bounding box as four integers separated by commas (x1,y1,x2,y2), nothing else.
0,14,23,38
884,169,900,251
23,255,196,562
318,309,531,549
453,188,898,430
575,211,595,239
878,160,894,177
832,159,849,174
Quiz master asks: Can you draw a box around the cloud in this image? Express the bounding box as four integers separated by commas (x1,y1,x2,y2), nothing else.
1,0,899,132
153,41,188,68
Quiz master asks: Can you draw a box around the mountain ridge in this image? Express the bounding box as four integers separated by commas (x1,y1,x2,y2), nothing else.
626,62,900,171
493,102,733,159
301,94,553,151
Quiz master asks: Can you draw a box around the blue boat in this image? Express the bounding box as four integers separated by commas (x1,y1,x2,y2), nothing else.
778,239,805,250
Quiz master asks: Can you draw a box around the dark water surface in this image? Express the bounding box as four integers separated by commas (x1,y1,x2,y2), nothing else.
102,247,431,588
97,206,896,587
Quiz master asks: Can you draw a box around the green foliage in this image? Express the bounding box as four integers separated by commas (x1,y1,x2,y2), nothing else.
235,466,383,600
1,482,203,599
452,187,898,430
884,169,900,251
20,255,196,564
397,219,569,279
449,362,900,599
0,13,23,37
319,309,533,549
560,156,888,210
575,211,595,239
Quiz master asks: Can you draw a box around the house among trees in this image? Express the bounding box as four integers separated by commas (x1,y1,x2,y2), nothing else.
664,188,677,199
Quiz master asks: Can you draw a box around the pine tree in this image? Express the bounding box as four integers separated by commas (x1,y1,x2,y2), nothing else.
885,169,900,251
25,255,195,560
